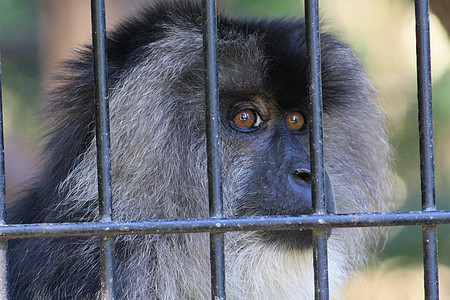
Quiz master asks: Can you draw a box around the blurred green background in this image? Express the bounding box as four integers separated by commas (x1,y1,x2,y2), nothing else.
0,0,449,298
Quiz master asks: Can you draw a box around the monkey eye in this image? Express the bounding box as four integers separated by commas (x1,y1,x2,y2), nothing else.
231,109,263,131
285,111,306,132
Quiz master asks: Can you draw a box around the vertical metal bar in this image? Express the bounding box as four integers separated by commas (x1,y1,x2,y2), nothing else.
0,52,9,299
304,0,329,299
414,0,439,299
202,0,226,299
91,1,115,299
422,226,439,299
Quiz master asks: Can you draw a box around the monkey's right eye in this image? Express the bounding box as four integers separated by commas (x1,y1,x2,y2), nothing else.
231,109,262,131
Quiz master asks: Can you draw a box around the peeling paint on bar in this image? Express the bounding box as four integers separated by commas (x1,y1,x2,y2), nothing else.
1,211,448,240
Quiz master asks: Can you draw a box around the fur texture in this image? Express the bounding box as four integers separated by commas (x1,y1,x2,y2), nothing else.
7,2,394,299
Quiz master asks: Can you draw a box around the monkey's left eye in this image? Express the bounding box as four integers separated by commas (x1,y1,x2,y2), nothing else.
285,111,306,132
231,109,263,131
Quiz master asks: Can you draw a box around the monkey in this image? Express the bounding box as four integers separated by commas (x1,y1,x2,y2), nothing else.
6,1,394,299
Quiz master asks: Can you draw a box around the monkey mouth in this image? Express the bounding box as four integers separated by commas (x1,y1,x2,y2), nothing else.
260,228,332,250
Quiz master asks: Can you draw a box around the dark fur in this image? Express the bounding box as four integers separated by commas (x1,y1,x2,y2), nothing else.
7,2,393,299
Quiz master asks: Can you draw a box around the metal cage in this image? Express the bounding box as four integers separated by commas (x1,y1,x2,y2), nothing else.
0,0,449,299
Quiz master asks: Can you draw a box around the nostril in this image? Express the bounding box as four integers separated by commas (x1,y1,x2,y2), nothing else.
291,169,311,183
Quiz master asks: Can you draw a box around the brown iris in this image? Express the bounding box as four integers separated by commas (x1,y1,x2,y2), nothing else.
285,111,305,131
232,109,261,130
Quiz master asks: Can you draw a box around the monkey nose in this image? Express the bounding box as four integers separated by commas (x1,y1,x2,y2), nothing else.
289,168,336,215
287,168,313,214
291,169,312,183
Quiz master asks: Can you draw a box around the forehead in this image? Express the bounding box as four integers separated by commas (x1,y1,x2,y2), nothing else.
214,25,308,111
109,7,363,115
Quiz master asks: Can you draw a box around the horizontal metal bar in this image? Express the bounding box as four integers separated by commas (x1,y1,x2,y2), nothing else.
1,210,449,240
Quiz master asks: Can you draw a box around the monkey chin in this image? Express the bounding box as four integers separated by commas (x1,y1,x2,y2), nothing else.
260,228,332,250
